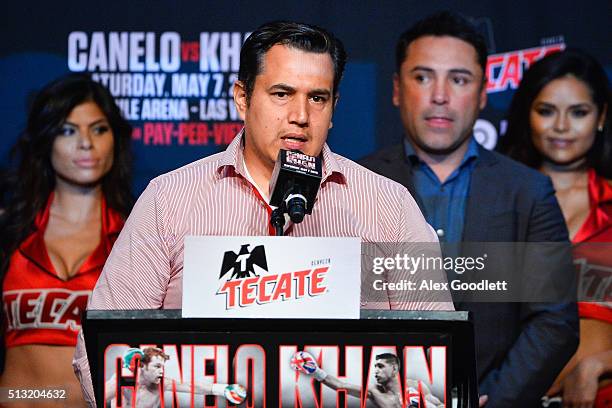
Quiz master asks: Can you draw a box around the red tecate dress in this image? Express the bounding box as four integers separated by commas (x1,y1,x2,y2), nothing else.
2,193,124,347
572,169,612,407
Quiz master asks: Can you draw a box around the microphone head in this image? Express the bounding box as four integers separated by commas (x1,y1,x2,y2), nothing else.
269,150,322,221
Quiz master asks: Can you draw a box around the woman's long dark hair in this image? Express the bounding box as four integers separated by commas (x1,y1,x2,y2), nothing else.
0,73,134,274
499,49,612,178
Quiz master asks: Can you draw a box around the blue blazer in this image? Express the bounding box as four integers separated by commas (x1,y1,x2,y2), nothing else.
360,142,579,407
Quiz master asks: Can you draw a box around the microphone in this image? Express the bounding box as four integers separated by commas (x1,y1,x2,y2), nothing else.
269,149,322,225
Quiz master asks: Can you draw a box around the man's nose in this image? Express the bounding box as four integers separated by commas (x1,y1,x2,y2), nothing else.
288,96,309,127
431,79,449,105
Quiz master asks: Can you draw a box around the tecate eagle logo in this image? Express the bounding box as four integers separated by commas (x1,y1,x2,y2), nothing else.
219,244,268,279
216,244,329,309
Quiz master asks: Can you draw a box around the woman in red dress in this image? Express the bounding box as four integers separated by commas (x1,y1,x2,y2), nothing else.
0,74,133,406
502,49,611,408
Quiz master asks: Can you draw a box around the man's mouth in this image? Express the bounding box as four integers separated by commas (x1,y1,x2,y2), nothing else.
425,116,454,128
281,134,308,151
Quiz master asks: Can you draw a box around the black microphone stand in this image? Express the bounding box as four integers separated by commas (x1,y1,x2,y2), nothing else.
270,207,286,236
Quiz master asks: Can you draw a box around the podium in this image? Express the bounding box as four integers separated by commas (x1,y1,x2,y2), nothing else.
84,309,478,407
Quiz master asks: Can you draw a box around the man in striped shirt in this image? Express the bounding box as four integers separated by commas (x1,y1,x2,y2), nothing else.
74,21,453,406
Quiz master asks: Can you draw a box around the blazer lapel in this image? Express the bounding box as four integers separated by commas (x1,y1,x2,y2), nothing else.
394,147,427,214
462,147,499,241
452,147,499,307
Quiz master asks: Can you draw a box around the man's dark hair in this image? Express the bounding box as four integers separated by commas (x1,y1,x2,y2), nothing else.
395,11,488,76
238,21,347,101
376,353,400,369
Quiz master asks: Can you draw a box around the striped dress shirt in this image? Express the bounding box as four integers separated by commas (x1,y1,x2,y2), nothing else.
74,131,453,405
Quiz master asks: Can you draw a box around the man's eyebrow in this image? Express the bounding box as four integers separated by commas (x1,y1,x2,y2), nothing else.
410,66,434,74
410,66,476,77
449,68,475,77
267,83,295,93
308,88,332,97
268,84,332,96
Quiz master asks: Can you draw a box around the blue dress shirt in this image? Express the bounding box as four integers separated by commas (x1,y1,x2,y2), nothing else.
404,137,479,243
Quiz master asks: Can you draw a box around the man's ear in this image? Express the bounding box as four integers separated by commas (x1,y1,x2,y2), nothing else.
330,94,340,129
392,73,400,107
479,79,488,111
233,80,248,121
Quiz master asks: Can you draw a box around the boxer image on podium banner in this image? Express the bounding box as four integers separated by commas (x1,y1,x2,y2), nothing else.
104,347,246,408
290,350,444,408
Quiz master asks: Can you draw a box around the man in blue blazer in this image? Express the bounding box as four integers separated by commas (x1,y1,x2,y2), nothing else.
360,12,578,407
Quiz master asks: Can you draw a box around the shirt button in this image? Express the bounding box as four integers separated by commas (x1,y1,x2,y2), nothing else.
436,229,445,237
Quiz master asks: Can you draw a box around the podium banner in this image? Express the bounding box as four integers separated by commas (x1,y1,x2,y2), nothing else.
83,311,472,408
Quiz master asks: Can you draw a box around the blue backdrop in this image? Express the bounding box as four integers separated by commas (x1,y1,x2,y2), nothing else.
2,0,610,194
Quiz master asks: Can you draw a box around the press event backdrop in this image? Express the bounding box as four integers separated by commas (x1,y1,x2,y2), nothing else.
2,0,611,193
